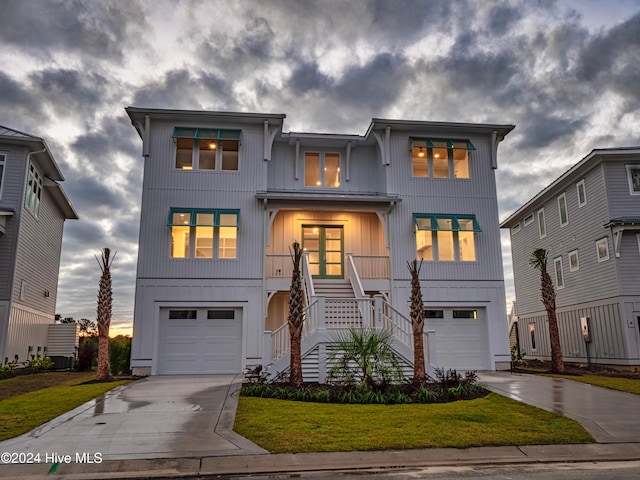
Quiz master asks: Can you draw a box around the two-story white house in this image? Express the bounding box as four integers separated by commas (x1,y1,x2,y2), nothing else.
502,147,640,368
126,107,514,378
0,126,78,366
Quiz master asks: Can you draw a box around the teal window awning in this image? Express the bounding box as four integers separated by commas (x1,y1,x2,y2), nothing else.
413,214,482,232
172,127,242,141
168,208,240,227
410,137,476,150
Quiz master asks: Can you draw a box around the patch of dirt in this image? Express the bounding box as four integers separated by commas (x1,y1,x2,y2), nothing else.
0,371,95,401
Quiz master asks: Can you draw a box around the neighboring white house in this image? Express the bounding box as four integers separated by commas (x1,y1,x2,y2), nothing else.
126,107,514,378
501,147,640,368
0,126,78,365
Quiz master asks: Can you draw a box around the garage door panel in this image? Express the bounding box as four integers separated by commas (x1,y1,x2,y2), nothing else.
429,308,489,370
158,308,242,374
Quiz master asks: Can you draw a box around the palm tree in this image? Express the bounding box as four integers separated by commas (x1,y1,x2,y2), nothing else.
288,241,304,387
407,259,426,385
95,248,116,381
529,248,564,374
328,328,403,390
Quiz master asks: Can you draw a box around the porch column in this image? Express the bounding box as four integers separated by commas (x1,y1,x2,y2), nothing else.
262,330,272,367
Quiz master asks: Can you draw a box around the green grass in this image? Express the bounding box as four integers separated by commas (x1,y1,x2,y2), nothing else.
234,393,593,453
0,374,132,441
545,374,640,395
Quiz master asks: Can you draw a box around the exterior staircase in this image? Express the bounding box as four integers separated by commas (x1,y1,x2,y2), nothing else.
262,260,437,382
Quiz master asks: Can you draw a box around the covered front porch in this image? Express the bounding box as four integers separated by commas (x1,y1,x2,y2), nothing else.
264,209,391,332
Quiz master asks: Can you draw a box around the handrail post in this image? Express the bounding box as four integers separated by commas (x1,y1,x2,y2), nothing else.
263,330,272,365
373,294,383,330
316,296,326,332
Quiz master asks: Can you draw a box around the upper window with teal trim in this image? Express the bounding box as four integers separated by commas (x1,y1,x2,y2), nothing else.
168,208,239,259
414,213,480,262
410,137,474,179
173,127,241,171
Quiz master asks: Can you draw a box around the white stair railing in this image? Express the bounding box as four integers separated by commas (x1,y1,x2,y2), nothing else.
267,298,319,363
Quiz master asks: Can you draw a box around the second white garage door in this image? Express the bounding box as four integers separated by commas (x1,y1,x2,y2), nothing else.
157,308,242,375
426,308,489,371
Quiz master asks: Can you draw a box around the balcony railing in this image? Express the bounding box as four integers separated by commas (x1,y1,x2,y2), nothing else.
351,255,389,279
266,254,293,278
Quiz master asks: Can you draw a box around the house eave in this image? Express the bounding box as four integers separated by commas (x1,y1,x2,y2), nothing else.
366,118,515,140
255,190,401,206
43,179,79,220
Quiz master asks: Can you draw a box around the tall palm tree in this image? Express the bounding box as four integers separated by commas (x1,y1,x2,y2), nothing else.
529,248,564,374
95,248,116,381
288,241,304,387
407,259,427,385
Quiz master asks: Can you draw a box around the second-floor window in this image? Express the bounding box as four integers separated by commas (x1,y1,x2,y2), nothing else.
626,164,640,195
410,138,475,179
168,208,239,259
558,193,569,227
173,127,241,171
304,152,340,188
414,213,481,262
25,163,43,217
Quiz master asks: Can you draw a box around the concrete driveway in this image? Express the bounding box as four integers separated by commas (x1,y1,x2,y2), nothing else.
0,375,267,461
479,371,640,443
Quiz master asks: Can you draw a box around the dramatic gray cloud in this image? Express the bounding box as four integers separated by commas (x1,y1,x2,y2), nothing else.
1,0,639,334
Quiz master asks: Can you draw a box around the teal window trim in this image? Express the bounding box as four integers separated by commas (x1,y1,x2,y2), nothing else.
409,137,476,150
413,213,482,232
172,127,242,142
168,208,240,227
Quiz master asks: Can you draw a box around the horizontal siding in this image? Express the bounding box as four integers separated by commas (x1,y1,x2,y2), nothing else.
510,163,619,316
47,323,79,356
12,186,65,314
605,158,640,218
0,144,28,301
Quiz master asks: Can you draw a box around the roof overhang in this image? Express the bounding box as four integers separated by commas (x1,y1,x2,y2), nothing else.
0,130,65,181
256,190,401,208
44,179,79,220
366,118,515,141
126,106,286,140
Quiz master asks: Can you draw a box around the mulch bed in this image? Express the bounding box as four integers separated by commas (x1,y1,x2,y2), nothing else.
512,359,640,379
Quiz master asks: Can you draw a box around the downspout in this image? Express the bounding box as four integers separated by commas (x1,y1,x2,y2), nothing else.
142,115,150,157
261,197,268,359
263,120,269,161
387,200,397,306
385,126,391,166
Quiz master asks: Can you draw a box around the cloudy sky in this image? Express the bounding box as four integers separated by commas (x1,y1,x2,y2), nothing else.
1,0,639,335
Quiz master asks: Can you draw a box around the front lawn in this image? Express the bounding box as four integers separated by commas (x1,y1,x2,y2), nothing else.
0,373,132,441
234,393,593,453
545,374,640,395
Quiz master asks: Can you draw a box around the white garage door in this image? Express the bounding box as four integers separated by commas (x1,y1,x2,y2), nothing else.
158,308,242,374
426,308,489,371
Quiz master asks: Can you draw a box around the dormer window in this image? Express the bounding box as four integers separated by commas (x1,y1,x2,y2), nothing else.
304,152,340,188
172,128,241,171
410,138,475,179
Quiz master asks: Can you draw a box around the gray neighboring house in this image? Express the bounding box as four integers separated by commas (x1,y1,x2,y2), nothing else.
502,147,640,368
0,126,78,365
127,107,514,377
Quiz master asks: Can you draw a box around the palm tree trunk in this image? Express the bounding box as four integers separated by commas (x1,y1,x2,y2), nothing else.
408,260,426,385
547,307,564,374
96,248,115,381
288,241,304,387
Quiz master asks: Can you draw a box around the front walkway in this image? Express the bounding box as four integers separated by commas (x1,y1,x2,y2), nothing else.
479,371,640,443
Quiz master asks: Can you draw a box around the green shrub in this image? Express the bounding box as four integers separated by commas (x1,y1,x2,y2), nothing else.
313,389,331,403
415,387,440,403
24,356,54,371
109,335,131,375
